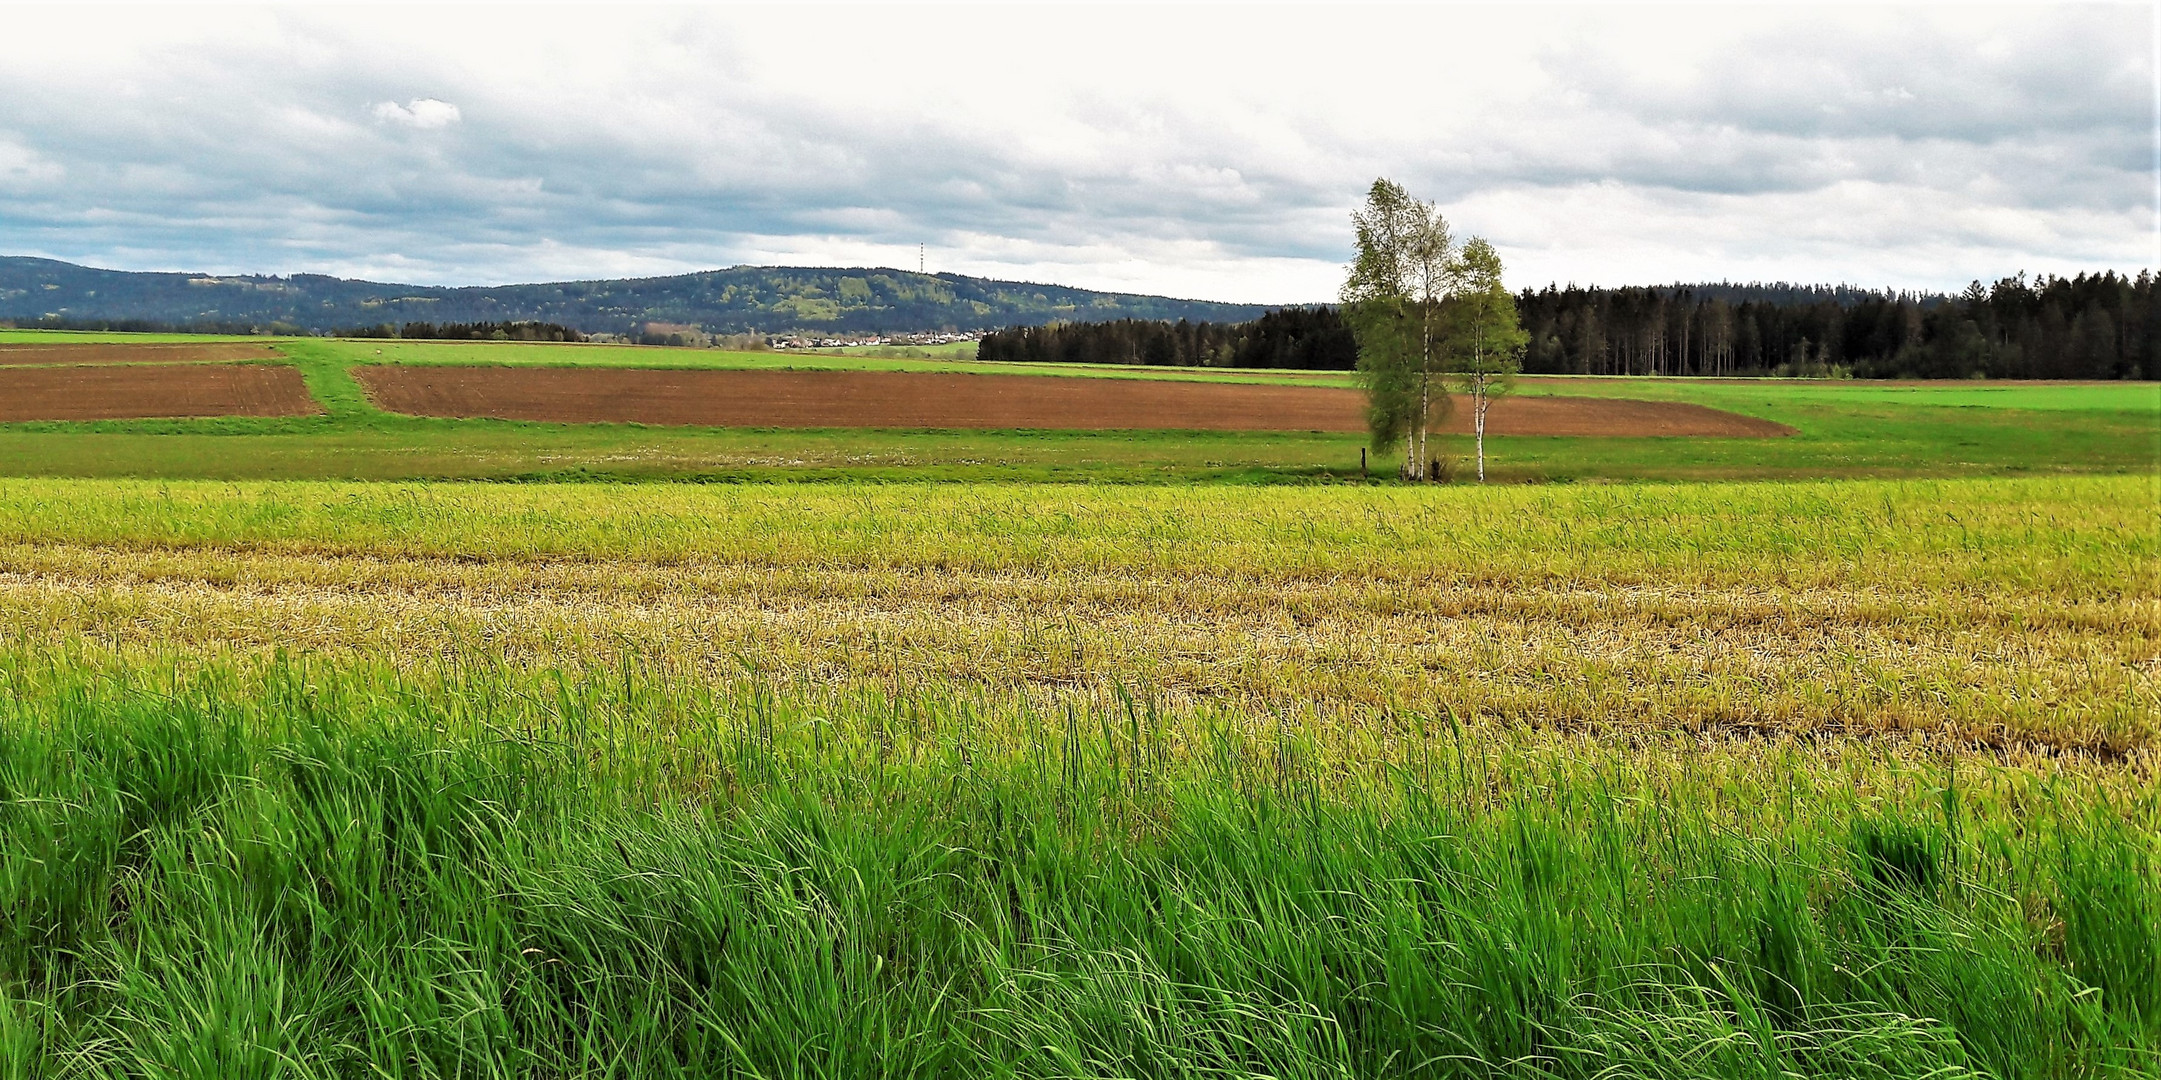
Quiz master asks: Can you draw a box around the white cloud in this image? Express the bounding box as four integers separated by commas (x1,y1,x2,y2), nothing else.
371,98,460,129
0,137,64,190
0,5,2146,301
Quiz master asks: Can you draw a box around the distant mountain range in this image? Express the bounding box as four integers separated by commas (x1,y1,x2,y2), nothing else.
0,257,1273,336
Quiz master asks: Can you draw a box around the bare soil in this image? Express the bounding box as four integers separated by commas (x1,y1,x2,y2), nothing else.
357,366,1793,437
0,364,321,421
0,342,287,366
1465,396,1795,437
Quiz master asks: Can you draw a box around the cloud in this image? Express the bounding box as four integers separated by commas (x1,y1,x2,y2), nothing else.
0,137,65,190
0,5,2145,301
371,98,460,129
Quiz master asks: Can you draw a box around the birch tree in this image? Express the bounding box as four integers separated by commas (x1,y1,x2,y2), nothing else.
1442,237,1528,482
1342,179,1454,480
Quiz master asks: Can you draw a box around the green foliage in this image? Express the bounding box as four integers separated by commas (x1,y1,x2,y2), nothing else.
1445,238,1530,481
1518,271,2159,380
1345,182,1534,481
976,309,1355,370
1343,179,1455,472
337,320,585,342
1443,238,1527,384
1349,297,1423,452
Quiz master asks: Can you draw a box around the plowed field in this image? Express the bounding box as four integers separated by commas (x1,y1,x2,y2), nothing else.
0,342,286,365
0,364,320,421
357,366,1792,436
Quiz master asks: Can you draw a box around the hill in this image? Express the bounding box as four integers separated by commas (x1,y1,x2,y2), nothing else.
0,257,1271,336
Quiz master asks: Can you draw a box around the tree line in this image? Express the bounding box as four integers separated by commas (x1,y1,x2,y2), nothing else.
975,307,1356,369
1,315,307,336
983,271,2154,384
1517,272,2156,380
340,321,587,342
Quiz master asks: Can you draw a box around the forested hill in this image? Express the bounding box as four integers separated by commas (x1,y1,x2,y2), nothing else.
0,257,1270,336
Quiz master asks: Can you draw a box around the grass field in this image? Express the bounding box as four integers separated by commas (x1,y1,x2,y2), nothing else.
0,331,2150,483
0,473,2154,1075
1515,377,2161,414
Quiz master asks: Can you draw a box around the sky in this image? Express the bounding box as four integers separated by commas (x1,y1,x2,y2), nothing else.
0,2,2152,303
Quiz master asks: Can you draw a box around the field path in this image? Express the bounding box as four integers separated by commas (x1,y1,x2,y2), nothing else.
356,365,1792,435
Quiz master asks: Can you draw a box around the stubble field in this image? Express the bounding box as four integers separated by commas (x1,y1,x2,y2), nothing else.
1,474,2155,1076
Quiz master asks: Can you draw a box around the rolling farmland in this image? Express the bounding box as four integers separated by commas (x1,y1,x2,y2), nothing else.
0,331,2155,1075
0,332,2148,482
7,1,2155,1073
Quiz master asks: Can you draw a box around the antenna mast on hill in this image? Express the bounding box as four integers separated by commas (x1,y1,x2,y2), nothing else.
919,243,925,275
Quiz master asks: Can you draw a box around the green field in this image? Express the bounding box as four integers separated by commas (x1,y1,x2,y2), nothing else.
1514,376,2161,414
0,331,2152,483
0,474,2154,1076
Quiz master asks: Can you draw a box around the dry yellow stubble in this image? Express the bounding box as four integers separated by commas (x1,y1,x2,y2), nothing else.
4,530,2149,758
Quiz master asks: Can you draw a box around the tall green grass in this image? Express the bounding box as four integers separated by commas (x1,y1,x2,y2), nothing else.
2,651,2153,1077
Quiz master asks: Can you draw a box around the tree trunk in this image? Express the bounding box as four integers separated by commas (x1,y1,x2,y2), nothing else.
1473,372,1488,482
1414,310,1433,481
1409,369,1426,480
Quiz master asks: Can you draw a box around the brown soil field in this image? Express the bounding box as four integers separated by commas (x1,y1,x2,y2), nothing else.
357,366,1793,436
0,364,320,421
1468,396,1793,436
0,342,286,366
